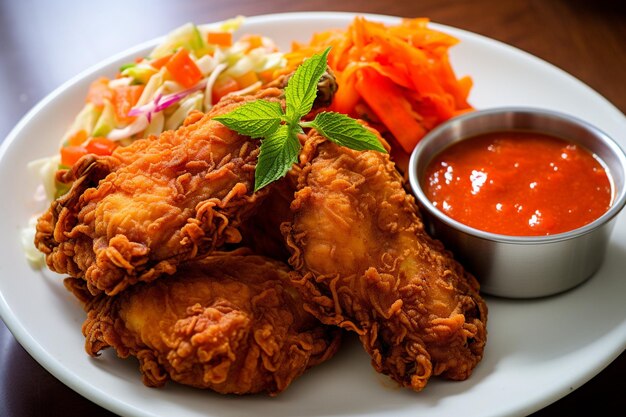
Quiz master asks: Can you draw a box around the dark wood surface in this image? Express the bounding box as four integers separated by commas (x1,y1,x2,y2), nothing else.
1,1,624,416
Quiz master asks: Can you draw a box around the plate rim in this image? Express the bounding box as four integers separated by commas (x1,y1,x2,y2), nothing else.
1,10,625,417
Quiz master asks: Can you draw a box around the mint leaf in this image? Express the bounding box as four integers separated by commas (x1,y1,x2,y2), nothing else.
254,124,300,192
306,112,387,153
213,100,283,138
284,47,331,122
210,46,387,193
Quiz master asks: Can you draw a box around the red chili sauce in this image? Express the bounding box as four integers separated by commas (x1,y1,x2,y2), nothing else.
422,131,613,236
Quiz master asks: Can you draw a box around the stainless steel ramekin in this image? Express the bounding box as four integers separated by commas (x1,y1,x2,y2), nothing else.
408,107,626,298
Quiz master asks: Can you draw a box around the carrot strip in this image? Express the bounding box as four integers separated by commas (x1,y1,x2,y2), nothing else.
284,16,473,153
331,64,362,115
355,68,426,153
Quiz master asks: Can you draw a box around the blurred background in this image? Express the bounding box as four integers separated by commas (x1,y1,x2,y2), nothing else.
1,0,624,140
0,0,624,416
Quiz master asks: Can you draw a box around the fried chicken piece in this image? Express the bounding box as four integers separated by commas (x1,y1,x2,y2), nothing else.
65,249,342,396
283,134,487,392
35,88,283,296
238,173,299,262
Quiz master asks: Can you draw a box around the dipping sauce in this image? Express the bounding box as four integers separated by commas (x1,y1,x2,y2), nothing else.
422,131,613,236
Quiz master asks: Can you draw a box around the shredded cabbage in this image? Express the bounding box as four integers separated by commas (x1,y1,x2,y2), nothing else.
231,81,263,97
203,63,228,109
27,155,60,201
56,18,286,153
91,20,286,144
165,92,204,130
143,111,165,137
27,18,287,226
21,217,45,268
107,116,150,140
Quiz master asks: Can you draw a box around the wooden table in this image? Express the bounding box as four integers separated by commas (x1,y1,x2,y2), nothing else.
1,1,624,415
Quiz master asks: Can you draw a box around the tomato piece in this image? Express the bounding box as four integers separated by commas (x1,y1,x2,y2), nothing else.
61,146,89,166
165,48,203,88
207,32,233,47
86,77,114,108
85,137,117,156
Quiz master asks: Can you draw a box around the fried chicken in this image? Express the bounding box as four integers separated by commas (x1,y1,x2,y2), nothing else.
35,88,284,296
64,249,342,396
238,173,298,262
283,134,487,392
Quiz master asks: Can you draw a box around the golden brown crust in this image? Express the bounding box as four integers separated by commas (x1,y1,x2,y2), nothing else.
65,251,342,396
282,134,487,391
237,173,299,262
36,89,284,296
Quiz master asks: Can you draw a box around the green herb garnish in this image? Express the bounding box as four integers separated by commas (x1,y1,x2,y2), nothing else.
213,47,387,192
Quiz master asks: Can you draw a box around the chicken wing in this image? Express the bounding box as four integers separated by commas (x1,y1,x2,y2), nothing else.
35,88,283,295
283,134,487,392
65,249,342,396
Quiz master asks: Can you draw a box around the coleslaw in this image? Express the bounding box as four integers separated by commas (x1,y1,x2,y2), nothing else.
23,17,287,265
44,17,286,200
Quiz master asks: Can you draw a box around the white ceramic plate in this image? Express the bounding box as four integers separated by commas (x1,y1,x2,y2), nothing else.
1,12,625,417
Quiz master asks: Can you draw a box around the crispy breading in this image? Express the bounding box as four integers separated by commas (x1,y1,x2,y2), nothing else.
65,250,342,396
283,134,487,391
35,88,284,295
238,173,299,262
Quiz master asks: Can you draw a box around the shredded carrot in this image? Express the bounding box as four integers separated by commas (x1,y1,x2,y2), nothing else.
356,68,426,153
283,16,473,153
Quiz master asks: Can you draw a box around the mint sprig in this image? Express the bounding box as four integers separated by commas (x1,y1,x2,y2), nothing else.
285,47,331,121
213,47,386,192
212,100,283,138
254,124,301,191
302,112,387,152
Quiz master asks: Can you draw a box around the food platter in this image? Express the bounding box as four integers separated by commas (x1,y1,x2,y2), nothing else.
1,11,625,417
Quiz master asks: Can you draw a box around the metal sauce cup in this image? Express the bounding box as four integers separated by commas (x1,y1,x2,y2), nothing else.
408,107,626,298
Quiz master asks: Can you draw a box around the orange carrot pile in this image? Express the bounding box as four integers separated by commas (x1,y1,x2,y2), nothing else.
285,17,473,153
